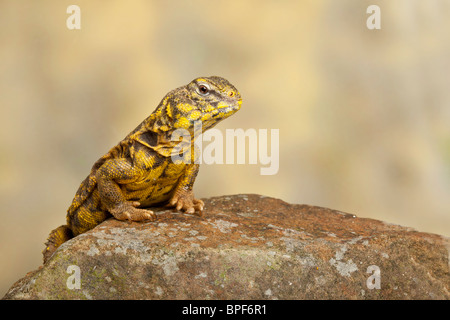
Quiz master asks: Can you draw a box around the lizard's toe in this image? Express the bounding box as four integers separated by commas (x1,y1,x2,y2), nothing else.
176,201,184,211
111,203,155,222
194,199,204,210
169,190,204,216
169,197,178,206
112,211,132,221
131,201,141,208
186,206,195,215
173,198,203,216
192,199,204,216
129,208,155,221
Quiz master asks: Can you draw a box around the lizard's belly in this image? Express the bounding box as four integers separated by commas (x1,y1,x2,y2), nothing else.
121,161,186,207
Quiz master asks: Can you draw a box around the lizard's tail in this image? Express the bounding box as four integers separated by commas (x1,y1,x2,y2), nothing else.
42,225,73,264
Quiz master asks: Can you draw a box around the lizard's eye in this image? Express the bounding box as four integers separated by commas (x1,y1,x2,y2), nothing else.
197,84,210,96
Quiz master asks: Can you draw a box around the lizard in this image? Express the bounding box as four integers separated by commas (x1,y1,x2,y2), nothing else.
43,76,242,263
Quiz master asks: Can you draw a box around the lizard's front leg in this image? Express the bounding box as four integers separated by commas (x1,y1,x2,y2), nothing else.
96,158,156,221
169,164,204,216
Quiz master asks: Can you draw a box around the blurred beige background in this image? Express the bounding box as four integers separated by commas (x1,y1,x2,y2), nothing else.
1,0,449,296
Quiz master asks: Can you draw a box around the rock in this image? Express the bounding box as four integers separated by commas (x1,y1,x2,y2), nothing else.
3,194,449,299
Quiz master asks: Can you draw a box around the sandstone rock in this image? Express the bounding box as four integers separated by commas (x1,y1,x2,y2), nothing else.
3,194,449,299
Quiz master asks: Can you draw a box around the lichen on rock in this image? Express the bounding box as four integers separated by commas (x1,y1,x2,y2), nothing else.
3,194,449,300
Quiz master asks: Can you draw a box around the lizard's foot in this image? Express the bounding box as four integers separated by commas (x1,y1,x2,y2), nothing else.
110,201,156,222
169,189,204,216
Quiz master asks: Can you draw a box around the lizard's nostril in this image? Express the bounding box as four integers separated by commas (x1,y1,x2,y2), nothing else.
228,91,235,98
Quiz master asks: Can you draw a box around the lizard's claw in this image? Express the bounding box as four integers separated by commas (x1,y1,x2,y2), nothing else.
169,190,204,216
110,201,156,222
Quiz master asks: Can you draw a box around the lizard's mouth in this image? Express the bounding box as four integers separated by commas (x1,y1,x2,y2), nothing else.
190,98,241,132
216,105,237,115
195,101,241,132
211,99,242,118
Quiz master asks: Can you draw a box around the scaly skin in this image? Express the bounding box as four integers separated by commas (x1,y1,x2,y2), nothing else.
43,76,242,263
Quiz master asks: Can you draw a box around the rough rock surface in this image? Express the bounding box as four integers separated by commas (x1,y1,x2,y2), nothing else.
3,194,449,299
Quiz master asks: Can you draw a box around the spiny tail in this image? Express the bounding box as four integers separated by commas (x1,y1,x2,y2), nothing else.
42,225,73,264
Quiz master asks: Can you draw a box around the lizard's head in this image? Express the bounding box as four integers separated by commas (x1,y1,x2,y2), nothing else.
173,76,242,132
147,76,241,135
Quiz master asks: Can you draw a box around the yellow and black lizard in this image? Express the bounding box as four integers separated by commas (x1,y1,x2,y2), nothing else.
43,76,242,263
